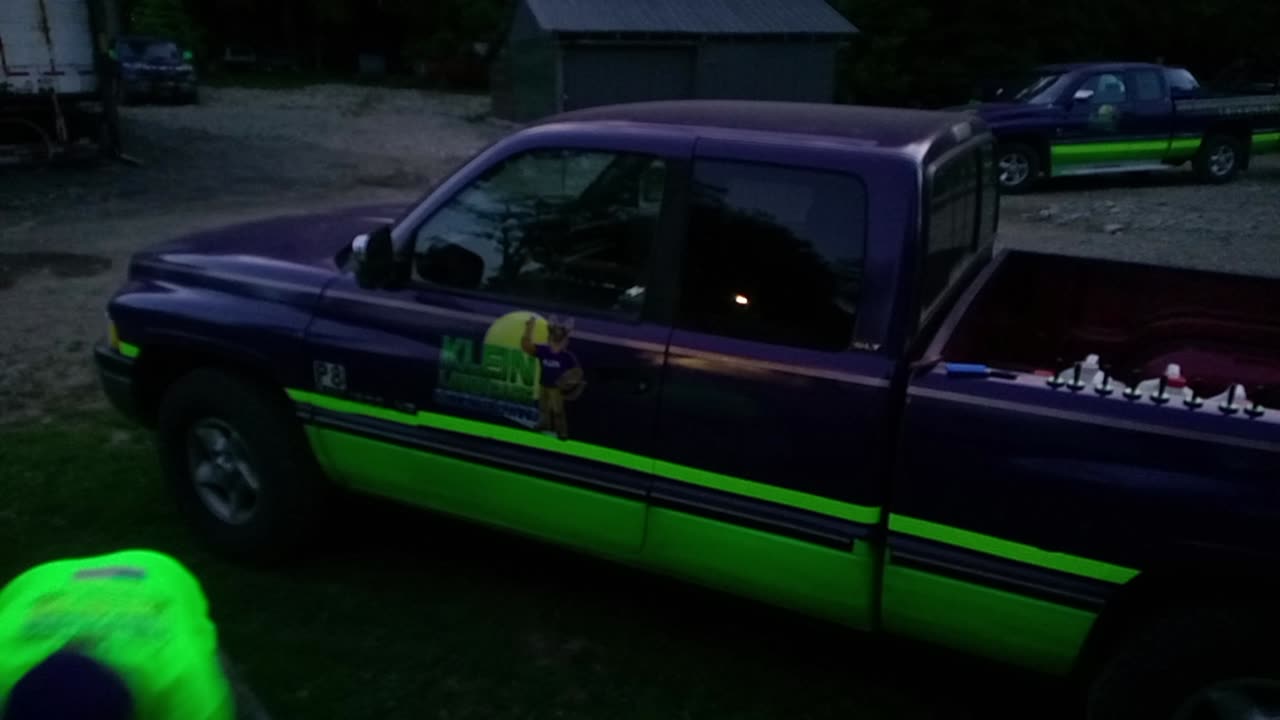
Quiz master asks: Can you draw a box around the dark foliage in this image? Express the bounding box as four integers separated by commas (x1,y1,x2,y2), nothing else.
125,0,1280,104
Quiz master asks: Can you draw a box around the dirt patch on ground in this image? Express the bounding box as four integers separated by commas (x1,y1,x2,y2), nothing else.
0,85,507,422
0,252,113,290
2,85,1279,422
999,156,1280,276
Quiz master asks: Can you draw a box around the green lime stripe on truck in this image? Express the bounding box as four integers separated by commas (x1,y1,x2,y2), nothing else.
287,388,882,525
889,516,1139,584
1255,130,1280,153
289,388,1134,586
881,560,1098,674
301,413,1103,675
1051,133,1280,173
1050,138,1202,168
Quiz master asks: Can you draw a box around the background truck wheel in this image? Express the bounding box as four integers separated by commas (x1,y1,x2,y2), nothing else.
157,368,325,562
1194,135,1243,184
997,143,1039,193
1086,607,1280,720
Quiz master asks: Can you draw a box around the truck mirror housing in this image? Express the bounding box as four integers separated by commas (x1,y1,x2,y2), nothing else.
353,225,397,289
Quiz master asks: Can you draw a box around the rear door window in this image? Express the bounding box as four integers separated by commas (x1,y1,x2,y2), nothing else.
1131,70,1166,102
1165,68,1200,95
676,160,867,351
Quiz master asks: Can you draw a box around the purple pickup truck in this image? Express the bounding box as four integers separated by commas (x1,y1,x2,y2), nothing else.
95,100,1280,720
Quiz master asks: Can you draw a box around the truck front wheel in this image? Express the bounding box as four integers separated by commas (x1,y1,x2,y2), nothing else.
997,143,1040,194
156,368,326,562
1194,135,1244,184
1087,607,1280,720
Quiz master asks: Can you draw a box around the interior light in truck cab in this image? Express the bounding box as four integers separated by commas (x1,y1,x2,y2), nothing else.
734,294,750,306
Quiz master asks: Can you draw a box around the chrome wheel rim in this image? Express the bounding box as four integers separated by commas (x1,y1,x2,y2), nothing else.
186,419,261,525
999,152,1031,187
1209,145,1236,177
1173,678,1280,720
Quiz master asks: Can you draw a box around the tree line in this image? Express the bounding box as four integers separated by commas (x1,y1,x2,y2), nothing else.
125,0,1279,107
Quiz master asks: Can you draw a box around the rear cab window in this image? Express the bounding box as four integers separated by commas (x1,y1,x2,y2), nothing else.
676,160,868,352
919,139,998,329
1165,68,1201,96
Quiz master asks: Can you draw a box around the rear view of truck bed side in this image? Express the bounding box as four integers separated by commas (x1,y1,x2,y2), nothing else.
886,250,1280,674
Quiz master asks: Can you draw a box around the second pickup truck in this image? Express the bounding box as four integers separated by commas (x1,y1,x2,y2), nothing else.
967,61,1280,191
96,100,1280,720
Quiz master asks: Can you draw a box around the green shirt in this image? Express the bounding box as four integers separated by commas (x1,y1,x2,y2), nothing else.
0,550,233,720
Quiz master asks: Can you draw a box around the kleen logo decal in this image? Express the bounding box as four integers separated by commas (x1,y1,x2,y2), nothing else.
435,311,547,426
435,311,585,440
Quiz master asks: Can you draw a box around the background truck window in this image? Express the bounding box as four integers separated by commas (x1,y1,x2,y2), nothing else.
412,149,666,316
1133,70,1165,101
677,160,867,352
1081,73,1129,103
920,144,992,325
1165,68,1201,95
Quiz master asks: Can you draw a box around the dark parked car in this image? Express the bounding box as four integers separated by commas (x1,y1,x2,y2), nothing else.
97,100,1280,719
113,36,198,104
965,62,1280,191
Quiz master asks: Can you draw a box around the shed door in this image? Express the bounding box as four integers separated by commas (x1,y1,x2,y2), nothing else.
561,46,695,111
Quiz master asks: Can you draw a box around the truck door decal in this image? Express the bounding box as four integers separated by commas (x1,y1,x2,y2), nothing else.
436,312,587,441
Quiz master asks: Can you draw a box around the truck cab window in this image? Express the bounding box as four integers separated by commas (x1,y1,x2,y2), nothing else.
1132,70,1165,102
1165,68,1200,95
921,147,987,325
413,149,666,316
1080,73,1128,104
677,160,867,352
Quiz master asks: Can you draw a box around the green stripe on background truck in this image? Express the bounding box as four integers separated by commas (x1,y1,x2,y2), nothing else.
0,0,121,162
965,61,1280,192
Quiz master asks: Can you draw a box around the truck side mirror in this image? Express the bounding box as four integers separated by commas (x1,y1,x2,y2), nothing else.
417,241,484,289
353,225,397,289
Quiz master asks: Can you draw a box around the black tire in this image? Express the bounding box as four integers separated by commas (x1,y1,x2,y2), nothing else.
1193,135,1244,184
156,368,326,562
1087,607,1280,720
997,142,1040,194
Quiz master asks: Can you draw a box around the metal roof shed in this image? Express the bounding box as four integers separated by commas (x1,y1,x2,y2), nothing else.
491,0,859,122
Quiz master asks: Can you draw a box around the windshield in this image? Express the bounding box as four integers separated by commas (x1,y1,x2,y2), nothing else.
120,40,181,63
1012,73,1067,104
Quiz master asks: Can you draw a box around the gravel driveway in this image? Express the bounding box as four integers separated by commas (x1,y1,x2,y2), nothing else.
2,84,1279,422
1000,157,1280,277
0,85,507,422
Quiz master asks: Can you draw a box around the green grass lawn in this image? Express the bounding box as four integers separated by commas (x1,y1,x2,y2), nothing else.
1,412,1057,719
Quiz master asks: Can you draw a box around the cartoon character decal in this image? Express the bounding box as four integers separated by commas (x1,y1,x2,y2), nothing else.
434,311,587,440
521,314,586,440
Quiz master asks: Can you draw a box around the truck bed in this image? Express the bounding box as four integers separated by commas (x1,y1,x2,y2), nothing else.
937,251,1280,408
